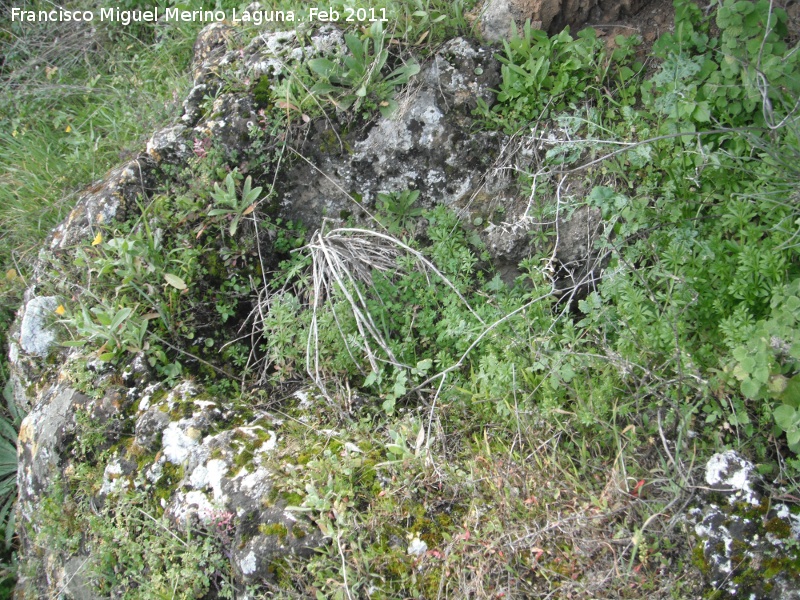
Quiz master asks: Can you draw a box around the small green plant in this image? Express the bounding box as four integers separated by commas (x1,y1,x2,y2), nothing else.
376,189,423,233
645,0,800,130
33,477,234,599
62,304,148,362
482,22,640,131
0,379,23,548
725,279,800,453
309,20,420,116
209,172,262,236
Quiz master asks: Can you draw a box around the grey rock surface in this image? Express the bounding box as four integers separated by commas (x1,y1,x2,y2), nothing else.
18,296,58,356
477,0,652,39
276,37,510,230
690,451,800,599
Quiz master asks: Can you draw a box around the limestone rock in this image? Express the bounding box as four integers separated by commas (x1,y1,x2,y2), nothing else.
690,451,800,599
705,449,762,506
49,157,157,250
276,37,509,228
146,124,190,164
18,296,58,357
190,21,235,83
479,0,560,39
477,0,651,40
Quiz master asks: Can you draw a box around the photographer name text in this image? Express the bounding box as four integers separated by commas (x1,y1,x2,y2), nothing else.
11,6,388,26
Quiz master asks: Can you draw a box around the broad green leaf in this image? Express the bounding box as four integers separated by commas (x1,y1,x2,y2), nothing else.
774,404,797,430
164,273,188,290
311,81,338,95
110,307,133,331
93,309,112,327
308,58,336,77
741,377,761,399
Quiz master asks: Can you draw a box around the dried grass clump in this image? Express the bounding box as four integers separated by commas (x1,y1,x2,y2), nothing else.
249,226,484,400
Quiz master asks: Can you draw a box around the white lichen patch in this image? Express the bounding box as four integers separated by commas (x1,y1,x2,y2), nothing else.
165,380,198,407
240,551,257,576
294,389,312,408
705,450,760,505
145,456,164,483
774,503,800,538
443,37,481,59
189,464,209,489
137,382,162,412
354,90,444,166
236,426,265,438
162,421,199,464
234,466,272,499
263,430,277,451
99,461,129,496
169,490,216,524
19,296,58,356
206,459,228,500
193,400,217,411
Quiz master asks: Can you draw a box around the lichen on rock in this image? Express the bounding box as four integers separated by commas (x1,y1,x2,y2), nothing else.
690,451,800,599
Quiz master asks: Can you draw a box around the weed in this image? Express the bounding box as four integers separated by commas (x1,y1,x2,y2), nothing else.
209,172,263,237
309,21,421,117
0,380,23,548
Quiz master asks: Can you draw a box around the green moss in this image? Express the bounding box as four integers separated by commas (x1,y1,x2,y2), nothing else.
231,430,267,468
292,526,306,539
764,516,792,538
318,128,340,154
731,565,771,593
691,544,709,575
435,512,453,530
420,566,444,598
259,522,288,539
154,462,184,503
283,491,304,506
266,557,292,585
252,75,272,111
382,550,412,579
168,400,194,421
149,388,168,406
233,448,255,469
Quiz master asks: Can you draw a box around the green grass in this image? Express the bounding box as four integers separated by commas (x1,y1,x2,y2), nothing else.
0,9,198,267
